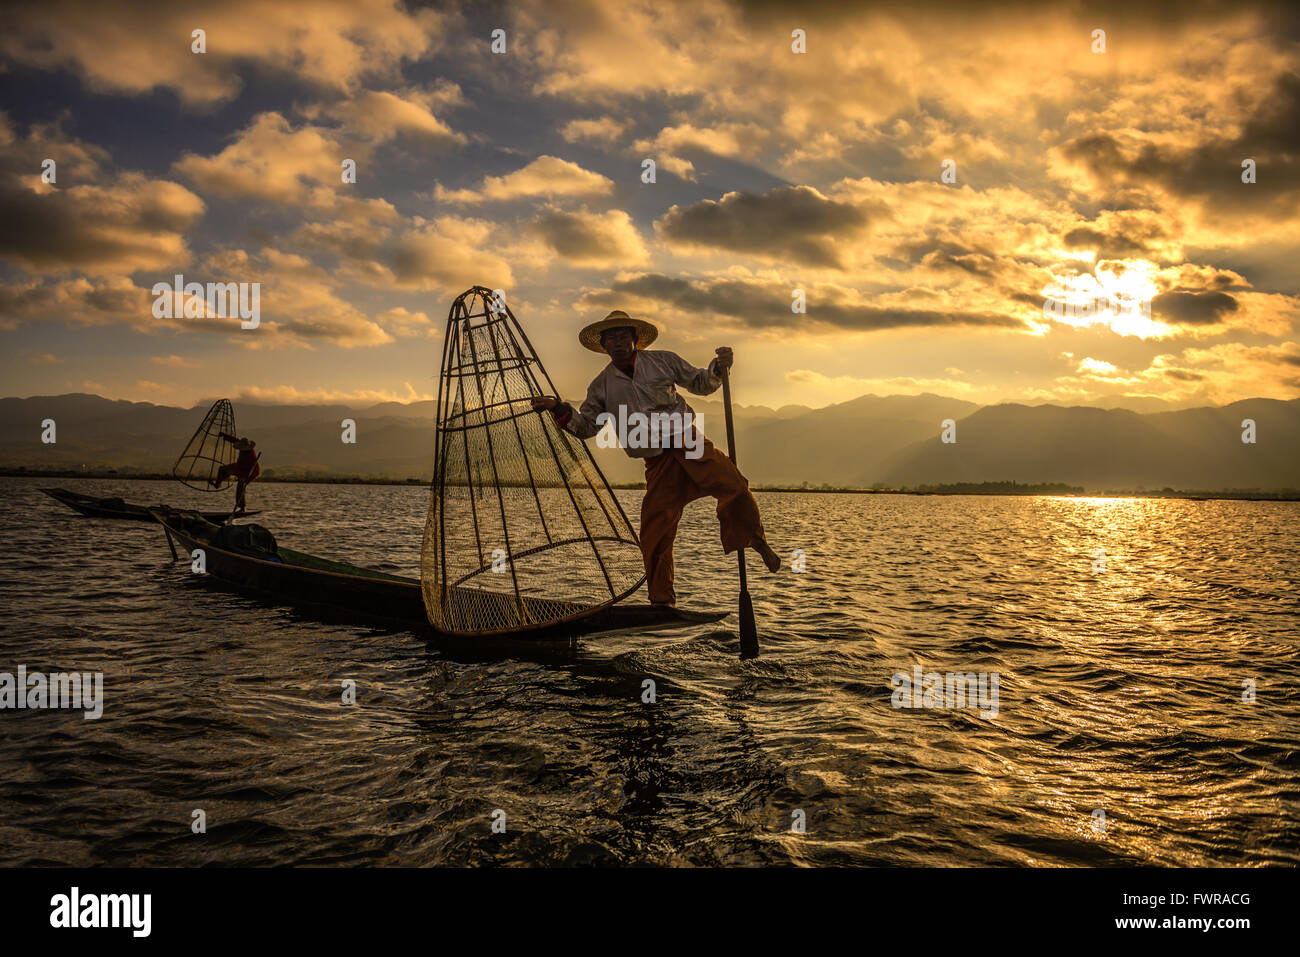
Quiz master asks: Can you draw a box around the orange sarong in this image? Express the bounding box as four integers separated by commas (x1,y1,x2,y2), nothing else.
639,437,766,605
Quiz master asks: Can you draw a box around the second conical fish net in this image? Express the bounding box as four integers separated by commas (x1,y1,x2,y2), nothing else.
173,398,238,491
421,287,645,635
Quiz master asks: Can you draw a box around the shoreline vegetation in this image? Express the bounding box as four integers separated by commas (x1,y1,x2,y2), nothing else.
5,468,1298,501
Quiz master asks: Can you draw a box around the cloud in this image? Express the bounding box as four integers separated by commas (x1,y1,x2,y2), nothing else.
0,119,205,276
376,306,436,337
1056,71,1300,234
388,218,518,290
1062,209,1182,262
524,208,649,267
561,117,629,144
632,122,768,181
323,89,466,147
433,155,614,204
292,214,518,293
0,113,111,184
656,186,874,268
508,0,1294,184
0,0,444,105
784,368,978,404
0,262,388,347
1050,341,1300,405
4,0,1297,411
1077,357,1119,375
515,1,733,103
1175,340,1300,383
150,355,203,368
0,275,152,328
174,95,467,211
234,383,433,405
174,112,347,205
1152,290,1240,325
889,238,1004,281
1,245,405,347
579,273,1028,334
196,247,394,347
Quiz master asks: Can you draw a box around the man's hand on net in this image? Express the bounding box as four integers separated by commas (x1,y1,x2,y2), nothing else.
531,396,559,411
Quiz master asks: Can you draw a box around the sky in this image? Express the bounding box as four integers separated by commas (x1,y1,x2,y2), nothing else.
1,0,1298,413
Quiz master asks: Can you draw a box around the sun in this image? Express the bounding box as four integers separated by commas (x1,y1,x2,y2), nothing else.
1041,259,1169,338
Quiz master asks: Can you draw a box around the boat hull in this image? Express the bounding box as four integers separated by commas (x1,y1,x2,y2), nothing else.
152,509,726,640
41,487,256,523
156,510,422,624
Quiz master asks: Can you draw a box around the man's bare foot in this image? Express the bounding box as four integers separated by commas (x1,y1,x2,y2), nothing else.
752,536,781,572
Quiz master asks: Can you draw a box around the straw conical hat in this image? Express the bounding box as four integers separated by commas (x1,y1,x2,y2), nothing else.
578,310,659,353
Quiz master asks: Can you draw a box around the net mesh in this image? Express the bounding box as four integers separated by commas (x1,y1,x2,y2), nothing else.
174,399,238,492
421,287,646,635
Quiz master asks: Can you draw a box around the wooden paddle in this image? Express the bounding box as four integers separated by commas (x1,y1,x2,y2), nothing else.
719,364,760,660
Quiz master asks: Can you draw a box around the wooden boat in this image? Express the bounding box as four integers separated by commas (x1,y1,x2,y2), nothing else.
150,507,727,640
41,487,258,523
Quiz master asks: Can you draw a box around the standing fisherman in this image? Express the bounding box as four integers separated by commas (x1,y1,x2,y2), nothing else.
532,310,780,606
212,432,260,513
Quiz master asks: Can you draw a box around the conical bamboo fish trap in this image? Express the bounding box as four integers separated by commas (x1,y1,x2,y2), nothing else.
174,398,237,491
421,287,646,635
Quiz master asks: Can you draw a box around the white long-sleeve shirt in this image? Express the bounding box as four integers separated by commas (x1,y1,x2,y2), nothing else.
557,349,722,458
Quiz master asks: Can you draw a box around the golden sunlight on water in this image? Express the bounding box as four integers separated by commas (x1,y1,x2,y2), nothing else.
1,479,1296,866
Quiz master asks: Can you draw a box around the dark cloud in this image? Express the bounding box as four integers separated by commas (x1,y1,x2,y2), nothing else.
1238,71,1300,154
1007,291,1045,306
1152,290,1239,324
1063,223,1167,260
523,210,642,265
656,186,876,268
0,169,201,275
1162,369,1207,381
733,0,1300,43
529,211,606,259
1061,71,1300,211
0,182,108,269
890,238,1002,279
0,276,149,327
0,181,165,272
581,273,1026,332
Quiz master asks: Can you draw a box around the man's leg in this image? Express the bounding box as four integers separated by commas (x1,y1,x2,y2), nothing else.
234,478,247,512
639,450,699,605
677,437,780,571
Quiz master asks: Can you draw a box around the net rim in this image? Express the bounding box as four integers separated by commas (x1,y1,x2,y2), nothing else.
431,573,648,638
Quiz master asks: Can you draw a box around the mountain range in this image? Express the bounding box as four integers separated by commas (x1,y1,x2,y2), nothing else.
2,392,1296,491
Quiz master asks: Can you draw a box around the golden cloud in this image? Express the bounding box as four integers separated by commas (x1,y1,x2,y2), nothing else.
433,156,614,204
0,0,444,104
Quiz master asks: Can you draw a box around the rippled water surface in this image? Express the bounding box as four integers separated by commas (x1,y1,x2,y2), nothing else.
1,477,1297,866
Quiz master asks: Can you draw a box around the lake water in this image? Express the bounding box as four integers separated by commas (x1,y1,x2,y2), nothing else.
0,477,1296,866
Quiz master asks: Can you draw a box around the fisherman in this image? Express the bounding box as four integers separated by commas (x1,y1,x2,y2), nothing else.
212,431,260,513
532,310,780,606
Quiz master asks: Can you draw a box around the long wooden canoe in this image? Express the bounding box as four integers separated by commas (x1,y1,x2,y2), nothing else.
151,508,726,640
41,487,258,523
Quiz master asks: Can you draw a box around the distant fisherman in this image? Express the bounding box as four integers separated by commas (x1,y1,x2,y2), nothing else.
212,431,260,513
532,310,780,606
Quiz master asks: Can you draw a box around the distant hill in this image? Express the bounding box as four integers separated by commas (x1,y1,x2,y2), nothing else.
1,392,1296,491
722,392,980,486
879,398,1299,490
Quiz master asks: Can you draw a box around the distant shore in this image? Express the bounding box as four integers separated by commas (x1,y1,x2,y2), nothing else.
5,468,1298,501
